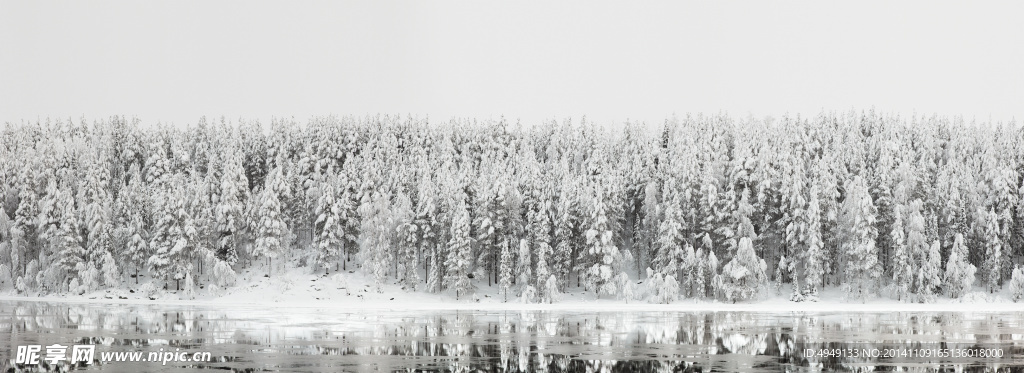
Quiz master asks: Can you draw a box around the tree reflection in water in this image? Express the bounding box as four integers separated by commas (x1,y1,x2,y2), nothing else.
1,301,1022,372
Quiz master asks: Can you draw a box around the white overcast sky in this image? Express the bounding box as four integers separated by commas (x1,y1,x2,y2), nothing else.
2,1,1023,127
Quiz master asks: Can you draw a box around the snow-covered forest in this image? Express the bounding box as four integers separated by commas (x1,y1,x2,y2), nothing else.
1,112,1023,304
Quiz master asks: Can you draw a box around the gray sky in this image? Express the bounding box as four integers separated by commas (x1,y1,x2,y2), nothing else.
2,1,1023,127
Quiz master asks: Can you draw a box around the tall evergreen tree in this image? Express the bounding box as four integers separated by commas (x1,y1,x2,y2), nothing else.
253,167,288,277
890,204,912,301
445,199,473,300
983,209,1003,293
944,233,976,299
840,176,881,302
585,184,619,298
720,237,766,303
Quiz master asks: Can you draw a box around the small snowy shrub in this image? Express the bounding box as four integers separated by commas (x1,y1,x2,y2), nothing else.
76,263,100,293
789,280,804,302
212,260,237,287
915,241,943,304
616,272,634,303
16,276,26,293
1010,266,1024,303
645,271,678,304
520,285,537,303
181,272,196,300
720,237,766,303
544,275,560,303
139,282,159,298
100,252,119,287
69,278,82,295
660,275,679,303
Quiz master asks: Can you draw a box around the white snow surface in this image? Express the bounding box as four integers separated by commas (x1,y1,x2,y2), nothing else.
2,266,1021,313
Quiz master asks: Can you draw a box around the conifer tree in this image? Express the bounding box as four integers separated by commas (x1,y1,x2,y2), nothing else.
890,204,912,301
585,184,619,298
531,201,552,300
314,174,344,273
944,233,976,299
394,191,419,289
720,237,766,303
983,209,1003,293
498,240,513,301
215,148,247,265
446,199,473,300
253,167,288,277
1009,266,1024,302
841,176,881,302
358,191,393,293
801,184,825,297
916,240,942,303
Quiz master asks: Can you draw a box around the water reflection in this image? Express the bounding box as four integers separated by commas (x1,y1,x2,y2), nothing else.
1,301,1022,372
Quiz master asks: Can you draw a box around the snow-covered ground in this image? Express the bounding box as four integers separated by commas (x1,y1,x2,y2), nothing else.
2,266,1021,313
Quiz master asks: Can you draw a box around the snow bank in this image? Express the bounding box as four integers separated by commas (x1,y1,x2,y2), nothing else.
2,266,1021,313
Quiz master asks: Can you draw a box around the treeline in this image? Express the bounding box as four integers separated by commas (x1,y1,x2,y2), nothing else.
0,112,1023,303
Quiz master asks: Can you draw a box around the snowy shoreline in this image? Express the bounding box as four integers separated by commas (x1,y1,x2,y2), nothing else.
2,294,1021,313
2,267,1020,313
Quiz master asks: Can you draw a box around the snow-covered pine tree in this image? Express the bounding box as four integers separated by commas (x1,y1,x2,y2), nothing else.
982,162,1018,285
890,204,912,301
48,185,86,293
904,200,931,298
801,183,824,299
720,236,767,303
417,175,442,293
544,274,560,303
117,165,150,284
916,240,942,303
553,175,578,290
701,234,721,298
654,177,685,277
645,267,678,304
336,171,359,271
982,208,1002,293
82,159,117,288
358,191,393,293
515,238,533,300
445,198,473,300
616,271,633,302
1010,266,1024,302
253,167,288,277
585,184,619,298
730,187,757,256
638,180,661,278
215,147,247,266
680,244,700,298
147,174,196,291
393,191,419,290
475,179,508,287
11,168,40,284
840,175,881,302
314,174,343,273
944,233,976,299
531,201,553,301
498,240,513,301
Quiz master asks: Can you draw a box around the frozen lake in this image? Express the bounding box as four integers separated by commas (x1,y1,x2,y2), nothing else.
1,300,1023,372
